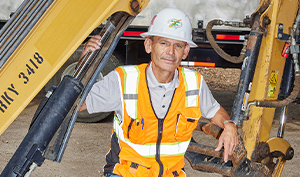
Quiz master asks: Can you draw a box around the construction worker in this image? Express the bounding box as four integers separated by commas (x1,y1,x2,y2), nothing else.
80,8,238,177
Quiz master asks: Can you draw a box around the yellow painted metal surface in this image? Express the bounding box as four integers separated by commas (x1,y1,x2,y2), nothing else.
241,0,299,167
267,137,291,156
0,0,149,135
267,137,291,176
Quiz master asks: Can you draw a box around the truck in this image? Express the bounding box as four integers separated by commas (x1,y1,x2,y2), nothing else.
0,0,261,123
0,0,299,176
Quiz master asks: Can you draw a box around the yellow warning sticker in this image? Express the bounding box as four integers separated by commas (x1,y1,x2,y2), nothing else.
267,84,276,98
267,70,278,98
270,71,278,84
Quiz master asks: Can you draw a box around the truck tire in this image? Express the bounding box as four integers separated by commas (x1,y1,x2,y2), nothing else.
44,44,122,123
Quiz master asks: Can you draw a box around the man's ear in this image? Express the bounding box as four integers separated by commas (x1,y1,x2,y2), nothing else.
144,37,152,54
182,44,190,60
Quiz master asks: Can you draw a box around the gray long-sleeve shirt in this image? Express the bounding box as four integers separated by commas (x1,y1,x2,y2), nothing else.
86,63,220,120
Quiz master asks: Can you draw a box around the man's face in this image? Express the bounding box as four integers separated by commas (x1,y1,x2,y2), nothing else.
144,36,190,73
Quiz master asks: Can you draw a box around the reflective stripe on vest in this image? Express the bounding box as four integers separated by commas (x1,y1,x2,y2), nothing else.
181,67,199,107
114,66,199,157
114,116,190,157
120,66,140,120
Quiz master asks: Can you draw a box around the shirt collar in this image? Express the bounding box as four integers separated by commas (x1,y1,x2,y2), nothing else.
146,62,180,89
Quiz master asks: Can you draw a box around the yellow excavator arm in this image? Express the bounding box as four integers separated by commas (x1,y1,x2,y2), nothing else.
185,0,300,176
1,0,299,176
0,0,149,176
0,0,149,136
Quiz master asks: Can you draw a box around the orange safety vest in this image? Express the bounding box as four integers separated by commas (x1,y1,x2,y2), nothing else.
107,64,202,177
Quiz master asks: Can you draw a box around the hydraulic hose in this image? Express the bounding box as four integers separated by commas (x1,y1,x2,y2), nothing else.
246,5,300,109
206,19,246,63
250,73,300,108
55,15,132,162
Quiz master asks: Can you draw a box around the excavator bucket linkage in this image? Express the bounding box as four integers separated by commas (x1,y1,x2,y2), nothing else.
187,0,300,176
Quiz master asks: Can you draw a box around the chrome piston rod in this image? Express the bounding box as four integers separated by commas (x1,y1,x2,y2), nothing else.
72,21,116,80
0,0,54,68
53,12,134,162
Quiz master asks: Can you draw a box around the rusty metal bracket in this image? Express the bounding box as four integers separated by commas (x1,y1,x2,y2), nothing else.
277,23,290,42
185,121,272,176
194,121,223,139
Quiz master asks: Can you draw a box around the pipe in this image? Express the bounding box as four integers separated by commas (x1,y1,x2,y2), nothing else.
231,15,264,126
1,76,83,177
187,142,224,159
73,12,125,81
277,106,288,138
248,73,300,108
247,5,300,109
206,19,247,63
291,7,300,73
55,15,133,162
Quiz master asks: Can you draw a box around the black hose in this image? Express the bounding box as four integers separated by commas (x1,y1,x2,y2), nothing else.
255,73,300,108
206,19,246,63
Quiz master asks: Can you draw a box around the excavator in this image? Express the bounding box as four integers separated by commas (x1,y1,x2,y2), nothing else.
0,0,299,176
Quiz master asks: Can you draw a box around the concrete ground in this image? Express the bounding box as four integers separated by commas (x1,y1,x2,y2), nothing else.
0,89,299,176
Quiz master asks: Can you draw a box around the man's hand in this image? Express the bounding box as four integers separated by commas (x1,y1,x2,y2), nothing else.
80,35,102,59
210,106,238,163
215,122,238,163
78,35,101,112
79,101,87,112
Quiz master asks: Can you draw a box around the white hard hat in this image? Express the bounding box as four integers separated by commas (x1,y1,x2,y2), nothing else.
140,8,197,48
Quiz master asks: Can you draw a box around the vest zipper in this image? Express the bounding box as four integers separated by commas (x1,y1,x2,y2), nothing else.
156,118,164,177
145,65,177,177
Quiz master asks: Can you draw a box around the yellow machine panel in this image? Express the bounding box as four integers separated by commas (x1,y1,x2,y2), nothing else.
242,0,300,157
0,0,149,135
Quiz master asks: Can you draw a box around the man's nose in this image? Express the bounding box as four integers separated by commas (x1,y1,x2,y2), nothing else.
166,45,175,55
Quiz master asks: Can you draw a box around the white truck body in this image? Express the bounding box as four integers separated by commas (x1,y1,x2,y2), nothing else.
132,0,260,28
0,0,261,72
0,0,23,20
0,0,261,123
1,0,260,28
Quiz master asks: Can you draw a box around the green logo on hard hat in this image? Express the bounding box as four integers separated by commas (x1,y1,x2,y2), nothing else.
168,19,182,29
